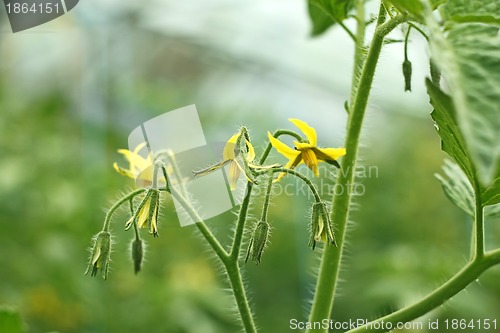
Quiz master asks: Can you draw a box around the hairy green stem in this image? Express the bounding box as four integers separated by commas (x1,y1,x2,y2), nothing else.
169,185,257,332
348,0,367,111
346,249,500,332
129,198,141,241
408,22,429,41
166,128,257,332
307,9,405,331
260,172,274,221
404,25,411,60
257,167,322,203
230,182,254,261
102,188,146,231
226,261,258,333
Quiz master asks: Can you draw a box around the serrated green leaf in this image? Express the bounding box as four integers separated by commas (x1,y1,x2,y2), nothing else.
426,17,500,186
427,79,474,183
307,0,354,37
441,0,500,25
435,159,475,216
0,307,25,333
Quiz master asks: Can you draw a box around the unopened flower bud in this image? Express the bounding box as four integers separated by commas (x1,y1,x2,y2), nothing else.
85,231,112,280
125,189,160,237
131,238,144,274
402,58,412,92
309,202,337,250
245,221,270,265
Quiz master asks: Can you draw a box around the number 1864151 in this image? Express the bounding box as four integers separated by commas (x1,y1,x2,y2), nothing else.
5,2,61,14
444,319,497,330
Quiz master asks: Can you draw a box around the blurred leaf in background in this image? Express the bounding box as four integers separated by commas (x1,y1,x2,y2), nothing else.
0,307,26,333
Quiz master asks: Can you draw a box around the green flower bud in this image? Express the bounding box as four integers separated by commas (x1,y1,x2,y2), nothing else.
131,238,144,274
309,202,337,250
125,189,160,237
402,58,412,92
85,231,111,280
245,221,270,265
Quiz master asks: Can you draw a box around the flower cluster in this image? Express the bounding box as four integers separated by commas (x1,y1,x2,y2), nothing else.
86,118,346,278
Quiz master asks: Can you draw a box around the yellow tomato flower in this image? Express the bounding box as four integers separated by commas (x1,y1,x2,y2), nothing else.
268,118,346,180
224,132,257,190
113,143,165,187
194,131,260,190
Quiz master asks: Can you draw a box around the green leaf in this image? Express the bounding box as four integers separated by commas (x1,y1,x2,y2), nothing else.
485,204,500,220
308,2,335,36
0,307,25,333
307,0,354,37
435,159,475,216
387,0,424,18
482,171,500,206
441,0,500,25
386,0,445,21
426,18,500,186
426,79,474,183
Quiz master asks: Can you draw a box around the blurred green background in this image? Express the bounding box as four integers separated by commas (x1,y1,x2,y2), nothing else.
1,1,499,332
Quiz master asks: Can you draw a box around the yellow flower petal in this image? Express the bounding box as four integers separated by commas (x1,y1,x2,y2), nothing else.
302,149,319,177
289,118,317,146
313,147,346,161
267,132,300,160
228,160,241,190
133,142,147,155
275,153,303,182
150,202,159,236
115,143,153,180
125,215,134,230
247,162,280,169
229,160,254,190
137,199,151,229
113,162,135,179
92,246,102,266
245,139,256,162
293,141,314,150
223,132,240,161
314,216,324,242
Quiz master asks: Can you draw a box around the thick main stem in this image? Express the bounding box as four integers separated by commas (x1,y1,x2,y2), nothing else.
307,11,404,331
348,0,366,111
